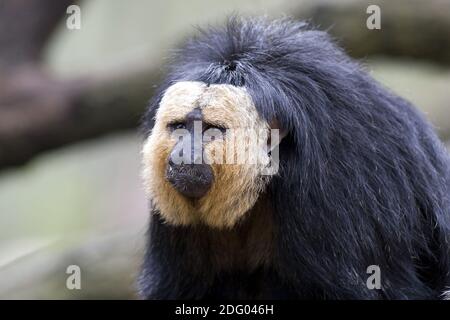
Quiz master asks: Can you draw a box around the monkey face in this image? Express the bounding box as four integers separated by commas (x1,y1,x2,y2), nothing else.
164,107,216,199
142,81,275,228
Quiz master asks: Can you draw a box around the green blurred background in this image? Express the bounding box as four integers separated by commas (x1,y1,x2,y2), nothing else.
0,0,449,299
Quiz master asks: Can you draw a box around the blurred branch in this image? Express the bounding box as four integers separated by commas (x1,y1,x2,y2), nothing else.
0,64,161,169
441,130,450,143
0,0,163,170
0,0,74,68
1,0,450,170
296,0,450,65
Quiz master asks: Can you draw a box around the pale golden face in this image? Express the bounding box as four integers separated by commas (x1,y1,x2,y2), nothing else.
142,81,272,228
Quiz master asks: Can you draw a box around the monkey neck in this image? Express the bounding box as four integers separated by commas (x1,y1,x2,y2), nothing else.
194,195,275,273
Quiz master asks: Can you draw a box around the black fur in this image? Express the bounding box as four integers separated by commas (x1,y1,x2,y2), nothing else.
139,17,450,299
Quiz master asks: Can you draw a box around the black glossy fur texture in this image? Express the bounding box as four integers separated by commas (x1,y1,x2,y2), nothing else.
139,18,450,299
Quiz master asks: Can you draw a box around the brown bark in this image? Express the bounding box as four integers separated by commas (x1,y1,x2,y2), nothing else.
0,0,74,68
295,0,450,65
0,64,162,168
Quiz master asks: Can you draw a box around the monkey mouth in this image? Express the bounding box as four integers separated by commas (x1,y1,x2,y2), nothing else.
165,163,214,199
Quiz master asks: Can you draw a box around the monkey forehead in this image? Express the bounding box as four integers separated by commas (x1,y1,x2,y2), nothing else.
157,81,206,120
156,81,263,128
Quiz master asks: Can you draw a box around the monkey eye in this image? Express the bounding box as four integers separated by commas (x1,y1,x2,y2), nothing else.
168,122,186,131
203,123,227,134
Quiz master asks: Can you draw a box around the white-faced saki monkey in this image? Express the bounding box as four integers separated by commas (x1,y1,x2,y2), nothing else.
138,17,450,299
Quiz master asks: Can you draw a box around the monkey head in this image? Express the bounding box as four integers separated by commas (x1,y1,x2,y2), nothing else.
142,81,283,228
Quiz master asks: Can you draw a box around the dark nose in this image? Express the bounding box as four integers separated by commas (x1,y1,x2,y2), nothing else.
165,161,214,198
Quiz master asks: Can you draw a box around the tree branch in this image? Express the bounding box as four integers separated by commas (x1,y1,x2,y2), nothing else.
0,0,74,68
0,64,162,169
295,0,450,65
0,0,449,171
